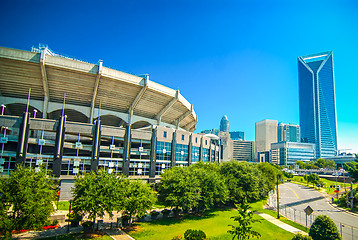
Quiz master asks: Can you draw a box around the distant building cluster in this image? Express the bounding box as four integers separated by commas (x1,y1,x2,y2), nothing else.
201,51,350,167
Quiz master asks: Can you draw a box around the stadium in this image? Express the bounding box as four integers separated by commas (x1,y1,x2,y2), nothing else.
0,45,220,199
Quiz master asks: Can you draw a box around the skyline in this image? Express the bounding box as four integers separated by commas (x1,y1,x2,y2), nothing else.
0,0,357,153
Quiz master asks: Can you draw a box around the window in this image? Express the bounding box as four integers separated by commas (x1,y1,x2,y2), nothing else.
195,137,197,143
163,131,167,138
181,134,184,141
205,140,208,145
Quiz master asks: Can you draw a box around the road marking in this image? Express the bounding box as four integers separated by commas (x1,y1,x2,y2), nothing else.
285,185,300,199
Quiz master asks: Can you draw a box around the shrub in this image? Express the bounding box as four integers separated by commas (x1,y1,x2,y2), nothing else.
292,233,312,240
82,221,94,232
309,215,341,240
50,220,59,226
162,209,171,217
184,229,206,240
150,210,160,219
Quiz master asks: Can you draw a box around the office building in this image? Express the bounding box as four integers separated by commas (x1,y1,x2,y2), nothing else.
220,115,230,132
232,140,255,162
271,142,315,166
230,131,245,140
255,119,278,153
277,123,300,143
298,51,338,158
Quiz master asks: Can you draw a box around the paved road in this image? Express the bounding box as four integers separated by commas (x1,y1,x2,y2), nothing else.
270,182,358,240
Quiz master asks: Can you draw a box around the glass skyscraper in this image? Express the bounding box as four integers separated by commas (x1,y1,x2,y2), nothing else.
298,51,338,158
220,115,230,132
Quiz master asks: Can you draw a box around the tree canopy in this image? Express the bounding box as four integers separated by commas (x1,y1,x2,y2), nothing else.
345,155,358,182
309,215,341,240
72,170,156,224
0,165,56,236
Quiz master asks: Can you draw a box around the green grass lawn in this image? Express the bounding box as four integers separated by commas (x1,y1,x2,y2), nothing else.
127,204,295,240
292,176,357,194
57,201,70,211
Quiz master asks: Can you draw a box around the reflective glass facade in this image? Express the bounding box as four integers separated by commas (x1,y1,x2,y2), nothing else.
191,146,200,163
298,52,338,158
202,148,210,162
175,144,189,166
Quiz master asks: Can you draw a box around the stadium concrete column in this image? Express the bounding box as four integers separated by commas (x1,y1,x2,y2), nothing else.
199,137,203,162
149,126,157,178
188,134,193,165
53,115,66,177
91,119,101,171
89,60,103,123
39,48,49,118
15,112,30,165
122,110,132,176
171,131,177,167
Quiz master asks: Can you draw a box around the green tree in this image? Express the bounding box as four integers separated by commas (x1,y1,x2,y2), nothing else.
228,199,261,240
296,161,305,169
71,170,127,224
324,160,336,170
309,215,341,240
256,162,282,191
314,158,326,168
307,173,320,187
123,180,156,223
0,165,56,236
190,162,228,211
221,161,269,203
345,156,358,182
158,166,201,212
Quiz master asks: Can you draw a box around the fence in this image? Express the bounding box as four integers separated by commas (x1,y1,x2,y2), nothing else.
267,191,358,240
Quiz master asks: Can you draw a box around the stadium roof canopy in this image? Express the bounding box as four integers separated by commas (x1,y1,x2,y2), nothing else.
0,46,197,131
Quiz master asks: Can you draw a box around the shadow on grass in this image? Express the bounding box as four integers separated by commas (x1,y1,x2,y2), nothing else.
138,207,234,226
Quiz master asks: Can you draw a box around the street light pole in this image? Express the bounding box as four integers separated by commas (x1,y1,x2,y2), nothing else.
277,175,280,219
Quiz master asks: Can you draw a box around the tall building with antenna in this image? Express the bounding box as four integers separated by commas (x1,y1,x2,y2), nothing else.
298,51,338,158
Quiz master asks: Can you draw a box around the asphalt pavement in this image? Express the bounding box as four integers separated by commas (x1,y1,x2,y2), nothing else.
270,182,358,240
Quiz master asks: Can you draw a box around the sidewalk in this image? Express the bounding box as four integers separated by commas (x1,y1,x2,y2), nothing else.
104,228,135,240
257,213,308,235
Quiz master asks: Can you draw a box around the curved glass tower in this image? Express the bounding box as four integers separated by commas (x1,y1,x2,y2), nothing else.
220,115,230,132
298,51,338,158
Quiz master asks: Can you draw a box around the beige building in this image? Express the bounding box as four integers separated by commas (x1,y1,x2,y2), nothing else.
255,119,278,153
232,140,255,162
218,131,233,161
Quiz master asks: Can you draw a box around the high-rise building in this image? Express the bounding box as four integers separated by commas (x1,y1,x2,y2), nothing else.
255,119,278,153
298,51,338,158
220,115,230,132
232,140,255,162
230,131,245,140
277,123,300,143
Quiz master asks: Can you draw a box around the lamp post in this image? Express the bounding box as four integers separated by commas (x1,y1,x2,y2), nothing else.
1,105,6,115
276,175,280,219
33,109,38,118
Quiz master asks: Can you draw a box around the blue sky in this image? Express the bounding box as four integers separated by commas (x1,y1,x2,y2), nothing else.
1,0,357,153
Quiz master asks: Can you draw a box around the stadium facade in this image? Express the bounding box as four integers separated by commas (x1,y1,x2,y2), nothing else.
0,45,220,199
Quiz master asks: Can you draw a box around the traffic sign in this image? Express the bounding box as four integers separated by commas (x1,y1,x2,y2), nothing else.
304,206,314,216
